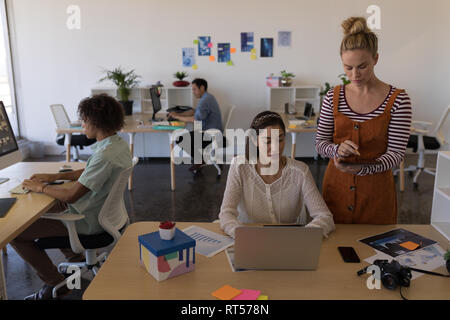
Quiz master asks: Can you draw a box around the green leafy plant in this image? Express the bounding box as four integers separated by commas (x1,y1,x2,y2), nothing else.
338,73,351,86
320,74,351,96
99,66,141,102
174,71,188,81
445,250,450,261
280,70,295,79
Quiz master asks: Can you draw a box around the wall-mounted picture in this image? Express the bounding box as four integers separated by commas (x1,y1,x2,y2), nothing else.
198,36,211,56
218,43,231,63
278,31,292,47
260,38,273,57
241,32,254,52
182,48,195,67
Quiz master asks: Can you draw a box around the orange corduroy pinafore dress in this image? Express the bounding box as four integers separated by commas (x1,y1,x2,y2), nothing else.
322,85,404,224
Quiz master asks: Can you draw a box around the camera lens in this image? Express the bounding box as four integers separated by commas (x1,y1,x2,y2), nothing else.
381,274,398,290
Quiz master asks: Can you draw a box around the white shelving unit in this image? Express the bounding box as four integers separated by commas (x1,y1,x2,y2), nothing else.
431,151,450,240
140,87,195,113
266,85,321,158
267,85,321,114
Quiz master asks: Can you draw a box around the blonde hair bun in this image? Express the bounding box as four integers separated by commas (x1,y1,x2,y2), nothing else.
340,16,378,57
342,17,371,36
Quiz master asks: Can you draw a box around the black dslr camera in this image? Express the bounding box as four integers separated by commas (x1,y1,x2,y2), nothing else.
358,259,412,290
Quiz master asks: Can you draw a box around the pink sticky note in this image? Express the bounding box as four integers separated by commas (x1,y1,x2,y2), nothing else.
232,289,261,300
208,42,213,48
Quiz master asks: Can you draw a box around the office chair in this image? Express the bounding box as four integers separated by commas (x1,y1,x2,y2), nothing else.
50,104,96,161
207,105,236,177
394,105,449,189
35,157,139,298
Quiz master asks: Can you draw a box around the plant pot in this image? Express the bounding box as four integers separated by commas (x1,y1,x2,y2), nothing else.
173,80,190,87
159,227,176,240
280,78,292,87
119,100,133,116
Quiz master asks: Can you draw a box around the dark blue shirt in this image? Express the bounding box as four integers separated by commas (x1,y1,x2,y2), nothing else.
194,92,223,131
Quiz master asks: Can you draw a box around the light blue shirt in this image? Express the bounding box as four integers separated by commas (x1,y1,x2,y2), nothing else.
194,92,223,131
68,134,132,235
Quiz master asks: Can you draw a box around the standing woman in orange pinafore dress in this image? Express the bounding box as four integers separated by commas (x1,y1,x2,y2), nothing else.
316,17,412,224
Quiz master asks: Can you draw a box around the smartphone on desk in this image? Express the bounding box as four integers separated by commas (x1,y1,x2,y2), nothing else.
338,246,360,263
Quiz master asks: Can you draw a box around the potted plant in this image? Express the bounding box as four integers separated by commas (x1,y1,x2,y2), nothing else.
319,73,351,104
445,250,450,273
99,66,141,115
280,70,295,87
159,221,176,240
173,71,190,87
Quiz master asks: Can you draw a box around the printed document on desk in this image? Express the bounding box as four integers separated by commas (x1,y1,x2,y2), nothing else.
364,244,446,280
183,225,234,257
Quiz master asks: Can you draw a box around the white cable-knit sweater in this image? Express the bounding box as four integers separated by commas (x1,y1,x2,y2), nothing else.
219,156,335,238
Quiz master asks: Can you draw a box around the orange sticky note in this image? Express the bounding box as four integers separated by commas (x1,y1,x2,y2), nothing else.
209,56,215,62
211,285,241,300
289,124,296,129
399,241,420,250
230,48,236,53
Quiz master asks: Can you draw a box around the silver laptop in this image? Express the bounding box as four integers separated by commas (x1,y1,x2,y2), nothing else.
234,225,323,270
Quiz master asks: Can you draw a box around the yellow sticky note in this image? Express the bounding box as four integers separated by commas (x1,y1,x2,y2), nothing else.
250,48,256,54
209,56,215,62
211,285,241,300
257,295,269,300
192,64,198,70
227,60,233,66
250,54,257,60
230,48,236,53
193,40,199,44
399,241,420,250
289,124,296,129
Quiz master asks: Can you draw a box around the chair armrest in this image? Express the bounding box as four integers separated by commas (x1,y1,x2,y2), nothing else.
411,128,429,134
41,212,85,221
412,120,433,126
411,120,433,132
41,212,86,254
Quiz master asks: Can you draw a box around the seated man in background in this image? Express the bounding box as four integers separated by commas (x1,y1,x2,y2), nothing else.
11,94,132,300
168,78,224,173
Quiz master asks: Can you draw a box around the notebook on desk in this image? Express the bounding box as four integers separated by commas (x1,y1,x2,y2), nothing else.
0,198,17,218
152,125,185,131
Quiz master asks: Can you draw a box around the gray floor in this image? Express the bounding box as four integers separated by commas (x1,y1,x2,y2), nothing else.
1,153,437,299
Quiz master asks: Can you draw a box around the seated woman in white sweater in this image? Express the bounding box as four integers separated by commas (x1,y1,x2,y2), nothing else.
219,111,335,238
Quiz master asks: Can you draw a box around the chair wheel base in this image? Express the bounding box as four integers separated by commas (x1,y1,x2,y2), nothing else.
413,182,419,190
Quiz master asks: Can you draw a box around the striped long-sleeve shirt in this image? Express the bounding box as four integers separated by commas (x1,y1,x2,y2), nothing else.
315,86,412,176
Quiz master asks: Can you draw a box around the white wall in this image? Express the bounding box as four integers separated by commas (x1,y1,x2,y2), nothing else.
6,0,450,157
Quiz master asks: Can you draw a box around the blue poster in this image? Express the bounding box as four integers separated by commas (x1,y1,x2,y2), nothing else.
278,31,292,47
260,38,273,57
218,43,230,63
240,32,254,52
198,36,211,56
182,48,195,67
